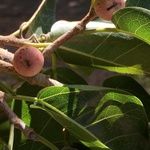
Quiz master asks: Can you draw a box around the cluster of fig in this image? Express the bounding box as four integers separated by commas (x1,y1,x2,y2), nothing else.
13,46,44,77
93,0,126,20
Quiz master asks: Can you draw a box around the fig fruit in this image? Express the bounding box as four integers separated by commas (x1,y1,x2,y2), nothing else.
94,0,125,20
13,46,44,77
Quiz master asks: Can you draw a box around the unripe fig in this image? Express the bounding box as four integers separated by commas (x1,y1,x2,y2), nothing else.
13,46,44,77
94,0,126,20
50,20,115,40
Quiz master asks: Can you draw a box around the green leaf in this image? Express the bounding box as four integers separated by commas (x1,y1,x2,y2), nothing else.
103,75,150,120
87,92,149,150
57,31,150,75
36,86,110,150
32,107,110,150
26,0,56,36
126,0,150,9
33,105,110,150
112,7,150,45
37,86,79,114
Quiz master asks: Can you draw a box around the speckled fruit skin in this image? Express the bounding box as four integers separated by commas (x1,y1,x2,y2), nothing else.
94,0,125,20
13,46,44,77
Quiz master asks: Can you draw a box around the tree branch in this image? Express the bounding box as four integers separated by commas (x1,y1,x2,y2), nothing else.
0,91,34,139
0,35,28,48
0,48,14,63
43,8,96,56
0,8,96,87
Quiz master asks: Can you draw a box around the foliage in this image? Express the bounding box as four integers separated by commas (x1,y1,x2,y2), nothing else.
0,0,150,150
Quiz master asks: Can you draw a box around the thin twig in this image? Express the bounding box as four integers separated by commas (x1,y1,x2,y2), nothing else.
0,60,63,87
0,91,47,143
0,35,28,47
43,8,96,56
0,35,51,49
0,60,14,72
25,73,63,87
